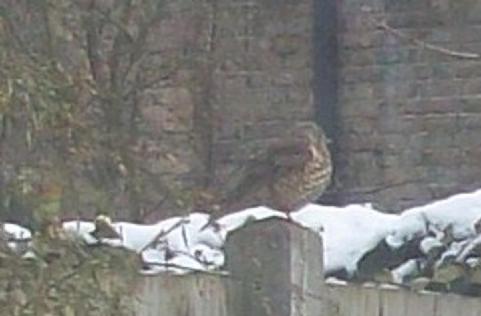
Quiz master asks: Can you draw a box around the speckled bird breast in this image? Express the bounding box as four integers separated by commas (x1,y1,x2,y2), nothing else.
272,151,332,212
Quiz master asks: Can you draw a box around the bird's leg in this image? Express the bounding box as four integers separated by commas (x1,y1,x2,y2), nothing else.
276,201,295,224
286,212,294,223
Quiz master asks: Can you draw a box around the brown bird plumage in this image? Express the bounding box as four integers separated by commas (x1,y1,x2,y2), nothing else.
90,215,122,241
202,121,332,229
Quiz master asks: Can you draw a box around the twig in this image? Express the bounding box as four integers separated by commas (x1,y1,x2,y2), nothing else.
6,237,32,243
181,223,189,248
376,20,480,60
360,5,480,60
139,217,189,253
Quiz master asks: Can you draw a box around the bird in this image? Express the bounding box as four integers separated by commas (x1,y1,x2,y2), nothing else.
201,121,332,230
89,215,122,241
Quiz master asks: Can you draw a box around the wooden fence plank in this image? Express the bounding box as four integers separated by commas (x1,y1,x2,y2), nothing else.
335,285,381,316
435,294,481,316
404,291,437,316
135,274,227,316
380,287,408,316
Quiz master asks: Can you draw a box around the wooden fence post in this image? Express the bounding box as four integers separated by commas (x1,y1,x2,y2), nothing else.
224,218,324,316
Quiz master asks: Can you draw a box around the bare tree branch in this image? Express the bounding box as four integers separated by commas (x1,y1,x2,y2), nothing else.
376,20,480,60
360,6,481,60
139,217,189,253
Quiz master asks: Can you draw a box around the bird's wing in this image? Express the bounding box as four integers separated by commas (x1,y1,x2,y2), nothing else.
219,157,273,210
219,138,309,211
91,220,121,240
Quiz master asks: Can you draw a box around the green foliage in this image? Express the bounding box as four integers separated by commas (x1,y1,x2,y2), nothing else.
0,0,196,224
0,233,139,316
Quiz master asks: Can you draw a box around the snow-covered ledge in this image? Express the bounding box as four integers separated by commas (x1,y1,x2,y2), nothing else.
135,218,324,316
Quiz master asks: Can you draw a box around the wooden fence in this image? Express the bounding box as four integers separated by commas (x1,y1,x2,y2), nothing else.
325,282,481,316
134,218,481,316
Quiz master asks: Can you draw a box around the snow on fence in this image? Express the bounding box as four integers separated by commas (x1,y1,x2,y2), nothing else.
134,218,481,316
135,218,323,316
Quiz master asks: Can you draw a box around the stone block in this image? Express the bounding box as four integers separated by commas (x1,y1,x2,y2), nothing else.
385,0,430,13
461,78,481,95
340,31,386,50
431,63,456,80
340,48,377,67
339,82,376,101
378,80,419,99
459,96,481,115
340,65,384,84
417,98,460,115
338,131,381,152
455,62,481,78
386,11,443,29
376,46,419,64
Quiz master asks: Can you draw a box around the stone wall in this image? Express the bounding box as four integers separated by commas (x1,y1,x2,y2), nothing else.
208,1,315,190
98,0,316,220
0,0,316,224
6,0,481,220
141,0,317,219
333,0,481,211
107,0,315,219
162,0,317,218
